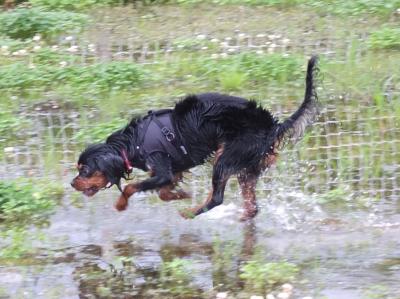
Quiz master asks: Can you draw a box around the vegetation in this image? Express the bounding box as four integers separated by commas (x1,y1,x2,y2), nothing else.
0,8,87,40
0,180,63,222
240,259,299,293
0,0,399,297
369,27,400,50
159,258,200,298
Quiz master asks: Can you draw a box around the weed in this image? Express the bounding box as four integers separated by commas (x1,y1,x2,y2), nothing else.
219,71,248,91
369,27,400,50
0,8,87,40
159,258,200,298
30,0,118,10
0,179,64,222
240,259,299,293
0,61,145,92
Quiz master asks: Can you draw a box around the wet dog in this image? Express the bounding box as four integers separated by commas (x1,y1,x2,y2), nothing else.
71,56,319,221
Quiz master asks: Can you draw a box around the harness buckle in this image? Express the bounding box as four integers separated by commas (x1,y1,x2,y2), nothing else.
161,127,175,142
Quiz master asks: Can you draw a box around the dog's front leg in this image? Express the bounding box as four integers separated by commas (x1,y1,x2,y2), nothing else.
115,152,174,211
115,183,139,211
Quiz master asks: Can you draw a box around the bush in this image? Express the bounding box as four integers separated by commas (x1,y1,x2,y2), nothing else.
0,180,63,221
369,27,400,50
0,8,87,40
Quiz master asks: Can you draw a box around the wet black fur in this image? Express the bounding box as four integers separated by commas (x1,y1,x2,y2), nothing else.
77,56,319,215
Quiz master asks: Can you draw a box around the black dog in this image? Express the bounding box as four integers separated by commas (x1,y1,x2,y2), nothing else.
71,56,319,220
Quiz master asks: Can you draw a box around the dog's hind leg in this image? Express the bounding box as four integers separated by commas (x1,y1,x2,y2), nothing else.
180,144,230,218
237,171,259,221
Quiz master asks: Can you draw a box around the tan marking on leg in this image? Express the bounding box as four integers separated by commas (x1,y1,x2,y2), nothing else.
238,174,258,221
115,183,138,211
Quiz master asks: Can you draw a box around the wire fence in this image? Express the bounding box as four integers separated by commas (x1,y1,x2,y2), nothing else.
1,32,399,203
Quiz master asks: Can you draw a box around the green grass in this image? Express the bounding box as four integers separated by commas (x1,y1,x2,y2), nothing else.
369,27,400,50
240,258,299,293
0,179,64,222
0,8,87,40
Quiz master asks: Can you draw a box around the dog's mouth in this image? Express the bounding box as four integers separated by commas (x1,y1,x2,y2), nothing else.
82,187,99,197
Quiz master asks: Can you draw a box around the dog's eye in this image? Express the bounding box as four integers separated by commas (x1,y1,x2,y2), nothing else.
79,166,91,177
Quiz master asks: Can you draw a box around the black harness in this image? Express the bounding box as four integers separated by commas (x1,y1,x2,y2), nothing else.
135,109,192,167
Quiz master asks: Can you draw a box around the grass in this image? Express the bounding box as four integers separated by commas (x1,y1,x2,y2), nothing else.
0,179,64,222
240,258,299,293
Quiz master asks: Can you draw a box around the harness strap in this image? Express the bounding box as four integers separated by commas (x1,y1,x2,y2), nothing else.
150,113,189,158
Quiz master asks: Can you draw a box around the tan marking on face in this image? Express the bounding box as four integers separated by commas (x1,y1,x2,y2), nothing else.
71,171,108,197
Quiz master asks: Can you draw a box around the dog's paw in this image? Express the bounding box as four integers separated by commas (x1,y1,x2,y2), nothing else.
239,210,258,222
115,197,128,211
179,208,196,219
176,189,192,199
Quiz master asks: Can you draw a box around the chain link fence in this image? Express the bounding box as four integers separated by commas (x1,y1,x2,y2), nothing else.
1,31,399,203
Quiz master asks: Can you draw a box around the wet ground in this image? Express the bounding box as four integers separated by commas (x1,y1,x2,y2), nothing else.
1,3,400,299
1,169,400,298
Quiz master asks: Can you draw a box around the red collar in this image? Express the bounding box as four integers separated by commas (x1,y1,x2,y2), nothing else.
121,149,133,174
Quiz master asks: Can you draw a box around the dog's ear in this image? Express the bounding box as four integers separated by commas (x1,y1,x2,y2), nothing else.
94,154,125,188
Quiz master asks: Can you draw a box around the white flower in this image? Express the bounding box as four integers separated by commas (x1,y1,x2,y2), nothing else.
19,49,28,56
268,34,276,40
211,53,219,59
250,296,264,299
256,33,266,38
281,283,293,293
282,38,290,44
277,292,290,299
1,45,9,51
238,33,246,38
216,292,228,299
210,38,219,43
224,37,232,41
196,34,206,40
33,45,41,52
201,46,209,50
51,45,59,51
59,61,68,68
33,34,41,42
65,36,74,41
256,50,264,55
4,147,15,153
220,52,228,58
67,45,79,53
28,64,36,69
266,294,276,299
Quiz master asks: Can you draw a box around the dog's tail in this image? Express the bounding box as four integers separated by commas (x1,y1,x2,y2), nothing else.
276,55,319,147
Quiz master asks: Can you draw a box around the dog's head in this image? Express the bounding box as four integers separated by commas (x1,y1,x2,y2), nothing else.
71,143,125,197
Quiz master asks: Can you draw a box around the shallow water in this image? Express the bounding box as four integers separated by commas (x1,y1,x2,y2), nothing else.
1,169,400,298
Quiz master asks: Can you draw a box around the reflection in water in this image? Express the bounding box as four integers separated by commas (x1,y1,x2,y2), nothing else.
70,222,259,298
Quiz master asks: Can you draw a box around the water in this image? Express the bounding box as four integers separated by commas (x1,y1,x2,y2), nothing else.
1,4,400,299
